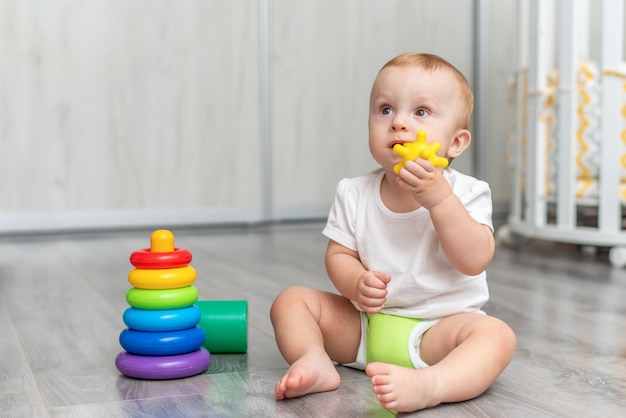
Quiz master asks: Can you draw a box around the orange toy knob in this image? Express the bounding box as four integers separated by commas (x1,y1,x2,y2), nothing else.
151,230,175,253
130,230,192,269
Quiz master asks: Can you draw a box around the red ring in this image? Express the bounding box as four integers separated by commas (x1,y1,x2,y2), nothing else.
130,248,192,269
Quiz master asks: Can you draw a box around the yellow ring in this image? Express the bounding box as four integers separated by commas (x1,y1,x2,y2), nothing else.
128,266,196,289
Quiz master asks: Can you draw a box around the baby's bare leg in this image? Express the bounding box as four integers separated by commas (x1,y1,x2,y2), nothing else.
270,286,361,399
366,313,516,412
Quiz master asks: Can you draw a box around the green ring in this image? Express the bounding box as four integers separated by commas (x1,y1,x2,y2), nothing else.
126,285,199,310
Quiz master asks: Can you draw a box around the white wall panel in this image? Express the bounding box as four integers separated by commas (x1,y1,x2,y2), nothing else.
0,0,262,232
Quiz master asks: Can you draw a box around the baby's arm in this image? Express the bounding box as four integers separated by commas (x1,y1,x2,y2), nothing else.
397,160,494,275
325,240,390,313
428,193,494,276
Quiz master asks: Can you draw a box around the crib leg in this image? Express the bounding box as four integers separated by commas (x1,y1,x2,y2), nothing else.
608,247,626,269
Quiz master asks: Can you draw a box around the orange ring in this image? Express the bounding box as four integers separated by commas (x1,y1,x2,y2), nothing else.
128,266,196,289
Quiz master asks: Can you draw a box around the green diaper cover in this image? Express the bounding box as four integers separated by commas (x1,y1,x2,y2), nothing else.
366,312,422,369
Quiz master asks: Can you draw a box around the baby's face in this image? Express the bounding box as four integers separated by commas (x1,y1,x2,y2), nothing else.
368,65,467,174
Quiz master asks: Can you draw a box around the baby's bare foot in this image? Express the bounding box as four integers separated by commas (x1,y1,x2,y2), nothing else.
365,362,442,412
275,348,341,400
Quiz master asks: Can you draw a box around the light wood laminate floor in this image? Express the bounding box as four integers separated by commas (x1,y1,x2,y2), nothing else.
0,222,625,417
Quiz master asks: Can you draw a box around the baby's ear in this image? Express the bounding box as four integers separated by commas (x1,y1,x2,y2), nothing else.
446,129,471,158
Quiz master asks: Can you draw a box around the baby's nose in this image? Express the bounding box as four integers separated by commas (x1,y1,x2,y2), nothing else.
391,115,409,131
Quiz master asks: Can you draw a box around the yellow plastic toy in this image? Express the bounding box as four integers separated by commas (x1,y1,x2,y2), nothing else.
392,130,449,174
128,266,197,290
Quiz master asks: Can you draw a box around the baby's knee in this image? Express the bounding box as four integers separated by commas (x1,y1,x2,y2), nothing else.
487,317,517,358
273,285,313,304
270,286,314,320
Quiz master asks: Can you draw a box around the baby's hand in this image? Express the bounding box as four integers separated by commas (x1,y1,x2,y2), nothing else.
397,159,452,209
355,271,390,313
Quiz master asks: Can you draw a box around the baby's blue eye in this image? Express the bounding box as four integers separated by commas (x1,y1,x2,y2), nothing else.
415,109,428,117
382,106,392,115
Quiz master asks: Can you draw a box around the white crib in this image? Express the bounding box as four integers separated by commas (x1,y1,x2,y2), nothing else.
505,0,626,267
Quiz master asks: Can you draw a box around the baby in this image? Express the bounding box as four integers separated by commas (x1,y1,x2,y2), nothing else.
270,52,516,412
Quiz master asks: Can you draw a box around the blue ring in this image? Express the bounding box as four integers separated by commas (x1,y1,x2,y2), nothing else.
119,326,206,356
123,305,201,332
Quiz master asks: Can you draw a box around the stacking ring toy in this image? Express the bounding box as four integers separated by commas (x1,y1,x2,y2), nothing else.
126,285,199,310
115,347,211,380
130,248,192,269
130,230,193,269
122,305,201,332
196,300,248,353
128,266,196,289
119,326,206,356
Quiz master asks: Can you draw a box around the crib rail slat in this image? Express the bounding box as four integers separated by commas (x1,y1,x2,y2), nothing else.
510,0,528,228
599,0,624,234
556,0,584,230
525,0,554,229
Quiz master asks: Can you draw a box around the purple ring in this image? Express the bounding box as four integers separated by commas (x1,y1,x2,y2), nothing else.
115,347,211,380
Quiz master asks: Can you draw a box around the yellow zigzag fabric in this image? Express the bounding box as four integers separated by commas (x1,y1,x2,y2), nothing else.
575,62,597,198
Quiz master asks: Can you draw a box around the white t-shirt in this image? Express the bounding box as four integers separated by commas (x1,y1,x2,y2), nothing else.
322,168,493,319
